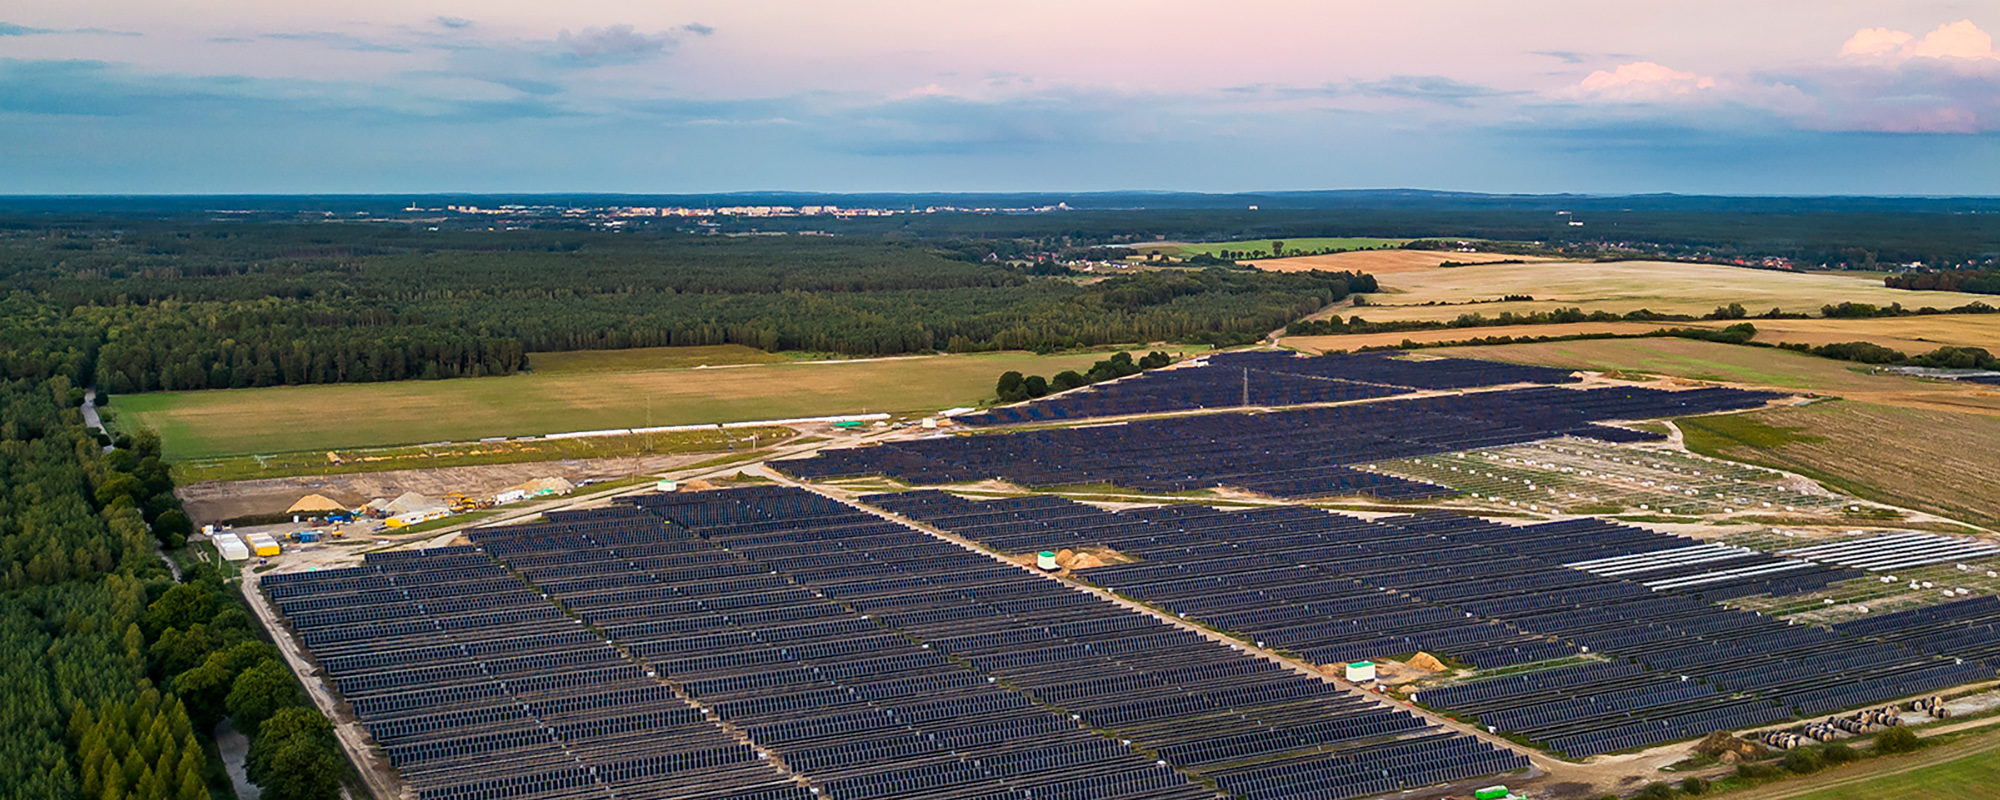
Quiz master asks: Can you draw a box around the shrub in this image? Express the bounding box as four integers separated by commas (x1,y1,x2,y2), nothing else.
1875,726,1922,754
1680,776,1709,795
1636,781,1677,800
1783,747,1825,774
1820,742,1859,764
1736,762,1778,780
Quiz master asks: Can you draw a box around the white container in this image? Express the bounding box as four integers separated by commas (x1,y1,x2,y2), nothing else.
1345,661,1377,682
1036,552,1059,570
215,534,250,561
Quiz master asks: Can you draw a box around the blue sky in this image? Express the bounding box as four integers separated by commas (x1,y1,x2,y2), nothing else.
2,2,1997,194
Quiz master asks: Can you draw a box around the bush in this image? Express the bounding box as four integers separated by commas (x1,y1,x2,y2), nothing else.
1875,726,1922,754
1636,781,1677,800
1736,762,1778,780
1820,742,1859,764
1680,776,1709,795
1783,747,1825,774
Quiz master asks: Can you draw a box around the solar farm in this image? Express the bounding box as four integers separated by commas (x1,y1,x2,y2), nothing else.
254,349,2000,800
268,486,1529,800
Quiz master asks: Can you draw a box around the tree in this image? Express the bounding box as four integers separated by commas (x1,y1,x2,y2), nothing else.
1050,370,1087,392
1022,375,1050,398
1270,241,1284,257
996,371,1026,402
224,659,302,735
145,584,215,635
247,708,342,800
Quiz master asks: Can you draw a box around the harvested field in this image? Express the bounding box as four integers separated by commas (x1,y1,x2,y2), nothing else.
1251,250,1558,273
1680,401,2000,530
1136,237,1406,258
1438,338,2000,417
1285,322,1683,352
112,349,1161,460
1347,261,1987,322
1744,315,2000,353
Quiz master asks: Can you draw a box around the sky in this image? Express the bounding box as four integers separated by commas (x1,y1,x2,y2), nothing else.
2,1,1998,195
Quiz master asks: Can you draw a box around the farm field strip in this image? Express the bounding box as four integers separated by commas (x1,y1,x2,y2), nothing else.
1344,260,1990,323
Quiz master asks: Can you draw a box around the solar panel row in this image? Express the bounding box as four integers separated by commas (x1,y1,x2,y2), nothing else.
261,549,810,800
1832,595,2000,670
779,385,1776,500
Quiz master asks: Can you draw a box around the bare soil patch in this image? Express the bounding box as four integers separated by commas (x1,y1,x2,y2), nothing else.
177,453,711,524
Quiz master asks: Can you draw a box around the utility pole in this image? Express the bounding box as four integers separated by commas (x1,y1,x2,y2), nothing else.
1242,367,1250,407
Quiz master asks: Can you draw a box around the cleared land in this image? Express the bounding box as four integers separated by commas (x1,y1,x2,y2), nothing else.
527,344,790,373
172,426,793,484
1680,401,2000,530
1251,250,1558,274
1337,261,1988,322
114,349,1177,461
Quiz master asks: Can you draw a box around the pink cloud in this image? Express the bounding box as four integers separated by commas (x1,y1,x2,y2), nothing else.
1838,27,1912,57
1576,61,1715,98
1838,19,1997,61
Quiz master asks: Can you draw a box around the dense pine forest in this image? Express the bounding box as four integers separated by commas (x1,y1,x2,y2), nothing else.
0,370,345,799
0,224,1371,393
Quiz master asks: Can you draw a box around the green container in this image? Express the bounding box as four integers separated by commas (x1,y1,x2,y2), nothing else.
1474,787,1510,800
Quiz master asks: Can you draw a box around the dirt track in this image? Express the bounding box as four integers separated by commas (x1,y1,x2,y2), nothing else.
177,453,720,524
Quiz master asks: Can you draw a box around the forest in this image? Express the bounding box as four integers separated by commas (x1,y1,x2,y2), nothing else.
0,223,1373,393
0,364,344,800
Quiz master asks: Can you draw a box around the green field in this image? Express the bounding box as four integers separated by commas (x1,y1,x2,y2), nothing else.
527,344,792,373
1139,238,1408,258
113,348,1190,461
1782,739,2000,800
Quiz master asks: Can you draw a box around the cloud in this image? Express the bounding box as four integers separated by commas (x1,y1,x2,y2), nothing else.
1347,75,1512,106
1839,27,1913,58
259,31,410,53
1840,20,1998,61
557,24,674,64
682,23,714,37
436,17,474,30
1577,61,1716,98
0,21,139,37
1533,51,1587,64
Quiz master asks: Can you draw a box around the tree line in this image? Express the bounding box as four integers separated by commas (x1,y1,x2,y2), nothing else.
0,225,1374,394
1884,269,2000,295
996,350,1174,402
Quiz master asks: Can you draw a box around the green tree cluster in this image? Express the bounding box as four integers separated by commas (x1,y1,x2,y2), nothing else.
68,691,208,800
996,350,1174,402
